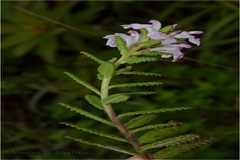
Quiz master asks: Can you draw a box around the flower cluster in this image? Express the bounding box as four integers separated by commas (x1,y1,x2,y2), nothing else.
104,20,203,62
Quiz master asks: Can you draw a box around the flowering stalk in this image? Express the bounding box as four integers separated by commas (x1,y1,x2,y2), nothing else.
61,20,216,160
100,52,153,159
101,20,204,159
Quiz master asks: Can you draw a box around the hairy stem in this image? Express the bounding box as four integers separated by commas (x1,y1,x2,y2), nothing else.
100,54,152,160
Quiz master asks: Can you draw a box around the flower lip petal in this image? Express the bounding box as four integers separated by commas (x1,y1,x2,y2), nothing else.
121,24,152,29
147,31,168,40
189,38,201,46
169,30,182,36
188,31,204,34
172,24,178,29
148,20,161,31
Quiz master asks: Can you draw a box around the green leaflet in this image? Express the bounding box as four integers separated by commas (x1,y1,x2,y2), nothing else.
98,62,115,76
139,124,182,144
122,57,157,64
102,94,130,104
66,136,137,156
85,95,104,110
142,134,200,150
80,51,104,64
97,73,104,80
140,28,148,37
109,82,162,89
64,72,101,95
140,39,163,47
115,36,128,54
121,91,157,96
118,107,194,118
59,103,113,126
60,122,128,143
154,136,217,158
130,121,181,133
117,71,161,77
125,114,157,129
140,51,172,57
159,25,174,34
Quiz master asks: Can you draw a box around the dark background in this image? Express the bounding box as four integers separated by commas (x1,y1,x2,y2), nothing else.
2,1,239,159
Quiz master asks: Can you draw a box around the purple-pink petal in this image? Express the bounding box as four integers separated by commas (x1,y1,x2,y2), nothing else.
147,32,168,40
121,24,153,29
189,37,201,46
148,20,162,31
188,31,204,34
172,48,184,62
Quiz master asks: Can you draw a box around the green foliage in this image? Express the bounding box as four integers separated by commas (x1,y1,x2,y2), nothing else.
102,94,131,104
140,28,148,40
80,51,104,64
64,72,101,95
98,62,115,76
2,1,238,160
125,114,157,129
97,73,104,80
59,103,114,126
142,134,200,150
130,121,181,133
115,36,128,54
121,91,157,96
117,71,161,77
139,123,182,143
60,122,128,142
85,95,104,110
159,25,174,33
154,136,218,158
118,107,194,118
122,57,158,64
140,39,163,47
66,136,137,156
109,82,162,89
139,51,172,57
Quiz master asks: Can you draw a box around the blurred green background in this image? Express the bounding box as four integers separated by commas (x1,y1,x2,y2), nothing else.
2,1,239,159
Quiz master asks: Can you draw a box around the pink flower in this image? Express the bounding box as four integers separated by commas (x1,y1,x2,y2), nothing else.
103,30,141,48
121,20,161,33
103,20,203,62
173,31,203,46
150,43,192,62
147,31,177,44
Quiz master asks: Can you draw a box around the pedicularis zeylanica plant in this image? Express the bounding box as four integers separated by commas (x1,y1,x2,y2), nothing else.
60,20,216,159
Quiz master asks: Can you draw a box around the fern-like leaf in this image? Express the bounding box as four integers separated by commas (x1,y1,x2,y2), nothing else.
59,103,113,126
139,124,182,144
121,57,157,64
142,134,200,150
66,136,137,156
130,121,181,133
64,72,100,95
80,51,104,64
154,136,217,158
102,94,130,104
118,107,194,118
60,122,128,143
85,95,104,110
140,51,172,57
125,114,157,129
122,91,157,96
117,71,161,77
109,82,162,89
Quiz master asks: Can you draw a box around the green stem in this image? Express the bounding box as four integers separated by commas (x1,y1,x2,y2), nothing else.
100,53,152,160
